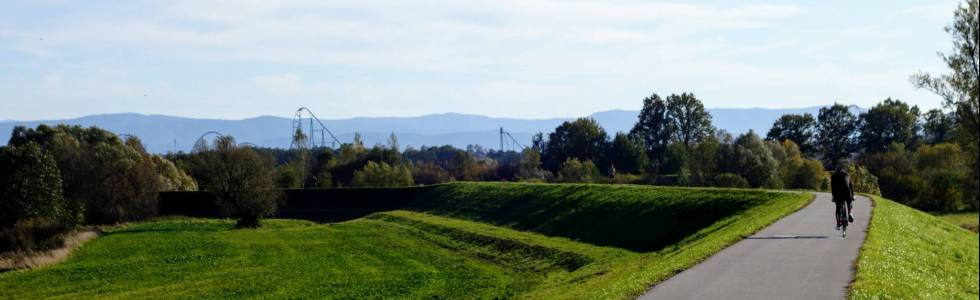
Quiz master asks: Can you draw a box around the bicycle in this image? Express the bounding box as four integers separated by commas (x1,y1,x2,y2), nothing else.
836,202,848,238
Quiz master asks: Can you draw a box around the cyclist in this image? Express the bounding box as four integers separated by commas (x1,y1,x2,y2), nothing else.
830,167,855,230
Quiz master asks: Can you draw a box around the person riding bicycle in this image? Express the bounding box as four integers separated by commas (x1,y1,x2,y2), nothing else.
831,167,855,230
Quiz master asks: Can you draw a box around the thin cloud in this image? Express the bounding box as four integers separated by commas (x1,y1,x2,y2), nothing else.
0,1,955,120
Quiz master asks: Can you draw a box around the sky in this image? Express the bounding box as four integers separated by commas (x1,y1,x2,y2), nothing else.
0,0,963,121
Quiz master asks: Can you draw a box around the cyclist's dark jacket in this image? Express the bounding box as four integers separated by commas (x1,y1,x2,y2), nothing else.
831,170,854,203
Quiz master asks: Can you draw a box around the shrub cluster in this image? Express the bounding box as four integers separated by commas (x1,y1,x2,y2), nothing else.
353,161,414,187
861,143,973,210
1,125,197,252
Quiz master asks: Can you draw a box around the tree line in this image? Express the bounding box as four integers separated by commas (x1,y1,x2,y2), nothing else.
1,125,195,252
0,95,973,241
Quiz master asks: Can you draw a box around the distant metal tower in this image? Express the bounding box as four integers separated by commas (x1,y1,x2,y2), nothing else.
292,107,343,149
499,127,527,152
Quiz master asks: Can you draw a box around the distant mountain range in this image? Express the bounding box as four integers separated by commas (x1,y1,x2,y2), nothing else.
0,107,825,153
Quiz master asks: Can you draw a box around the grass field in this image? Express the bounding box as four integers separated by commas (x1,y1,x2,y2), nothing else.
850,195,979,299
0,182,812,299
0,218,534,299
935,212,979,233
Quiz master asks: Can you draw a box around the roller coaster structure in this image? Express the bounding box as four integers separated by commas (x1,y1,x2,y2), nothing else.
192,131,225,153
499,127,527,152
190,131,258,152
292,107,343,149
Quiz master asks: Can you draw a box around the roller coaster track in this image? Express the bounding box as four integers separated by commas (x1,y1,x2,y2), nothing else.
292,107,343,149
499,127,527,152
192,131,225,153
191,131,257,152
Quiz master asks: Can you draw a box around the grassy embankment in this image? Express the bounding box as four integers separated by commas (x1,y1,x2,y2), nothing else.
0,182,811,299
850,195,979,299
935,212,979,233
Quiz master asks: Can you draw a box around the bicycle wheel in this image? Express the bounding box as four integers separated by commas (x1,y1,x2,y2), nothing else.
836,202,847,238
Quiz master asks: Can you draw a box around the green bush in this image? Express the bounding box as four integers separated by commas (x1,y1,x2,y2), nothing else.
859,143,977,210
718,131,778,188
90,138,165,223
0,143,70,253
778,140,827,190
660,143,688,175
276,163,304,189
150,155,197,191
352,161,414,187
411,162,454,185
915,143,971,210
847,164,881,195
0,143,67,229
516,149,550,181
712,173,750,188
606,173,645,184
557,158,599,183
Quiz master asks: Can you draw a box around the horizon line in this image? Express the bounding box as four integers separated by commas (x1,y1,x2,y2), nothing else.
1,105,838,123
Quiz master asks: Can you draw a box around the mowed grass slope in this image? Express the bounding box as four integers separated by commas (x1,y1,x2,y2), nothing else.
0,182,812,299
408,183,790,252
404,183,814,298
0,218,533,299
936,212,979,233
850,195,979,300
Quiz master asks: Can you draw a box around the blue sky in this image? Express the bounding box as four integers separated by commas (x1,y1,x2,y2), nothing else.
0,0,962,120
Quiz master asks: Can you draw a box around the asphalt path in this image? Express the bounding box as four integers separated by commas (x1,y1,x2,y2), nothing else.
639,193,872,300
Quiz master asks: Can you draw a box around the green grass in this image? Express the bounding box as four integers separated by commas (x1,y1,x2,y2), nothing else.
850,195,979,299
409,182,802,251
0,182,812,299
935,212,979,233
0,217,534,299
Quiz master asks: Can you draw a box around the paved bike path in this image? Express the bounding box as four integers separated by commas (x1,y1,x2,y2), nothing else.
639,193,871,300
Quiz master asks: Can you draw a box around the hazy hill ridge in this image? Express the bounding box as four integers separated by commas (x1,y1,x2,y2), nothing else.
1,107,824,153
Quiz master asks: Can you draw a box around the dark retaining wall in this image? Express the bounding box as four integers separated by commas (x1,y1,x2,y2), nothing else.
159,185,437,223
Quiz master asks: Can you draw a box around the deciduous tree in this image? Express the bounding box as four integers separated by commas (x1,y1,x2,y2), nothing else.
630,94,672,171
857,98,921,153
606,132,648,174
0,143,66,228
542,118,609,172
666,93,714,151
190,136,281,228
911,0,979,144
922,109,956,144
766,113,818,156
817,103,859,166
